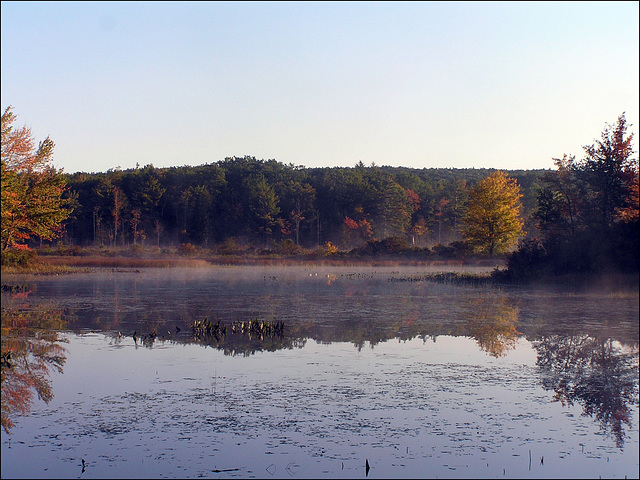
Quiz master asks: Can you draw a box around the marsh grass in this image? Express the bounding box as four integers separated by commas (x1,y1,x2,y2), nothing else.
37,255,212,269
1,242,507,273
204,256,498,268
0,261,83,275
388,271,497,286
5,252,503,271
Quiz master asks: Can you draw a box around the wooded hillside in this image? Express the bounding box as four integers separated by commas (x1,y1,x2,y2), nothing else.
61,159,545,252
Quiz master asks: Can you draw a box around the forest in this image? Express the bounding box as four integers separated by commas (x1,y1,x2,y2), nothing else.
2,107,638,279
60,159,543,254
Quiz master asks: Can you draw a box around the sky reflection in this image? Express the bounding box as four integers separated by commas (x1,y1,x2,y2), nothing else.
1,266,638,478
1,333,637,479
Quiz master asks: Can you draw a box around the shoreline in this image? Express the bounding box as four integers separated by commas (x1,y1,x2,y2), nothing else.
1,254,504,273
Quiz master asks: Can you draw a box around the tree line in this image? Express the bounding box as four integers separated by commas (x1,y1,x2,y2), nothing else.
59,157,542,255
2,105,637,277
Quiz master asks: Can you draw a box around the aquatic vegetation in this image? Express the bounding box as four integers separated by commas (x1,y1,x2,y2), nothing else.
192,317,285,341
192,318,227,340
0,284,32,294
188,317,290,356
387,271,497,286
230,318,285,338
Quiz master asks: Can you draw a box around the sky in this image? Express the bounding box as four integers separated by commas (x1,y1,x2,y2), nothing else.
1,1,638,174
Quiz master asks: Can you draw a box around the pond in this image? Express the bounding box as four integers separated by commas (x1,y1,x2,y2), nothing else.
1,265,638,479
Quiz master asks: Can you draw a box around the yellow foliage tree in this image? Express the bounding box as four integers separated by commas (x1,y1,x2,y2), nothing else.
461,170,524,255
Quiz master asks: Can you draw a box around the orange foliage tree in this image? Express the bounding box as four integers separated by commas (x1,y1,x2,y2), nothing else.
1,306,68,433
1,106,73,252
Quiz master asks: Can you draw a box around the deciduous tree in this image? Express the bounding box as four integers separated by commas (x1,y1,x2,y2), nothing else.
1,106,73,252
461,171,524,255
581,113,637,229
525,113,638,274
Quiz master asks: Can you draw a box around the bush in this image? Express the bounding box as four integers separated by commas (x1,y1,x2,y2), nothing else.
380,236,410,254
177,243,197,256
449,240,473,257
273,238,307,256
351,236,410,256
128,244,144,256
505,237,548,281
431,243,455,258
37,245,56,256
215,237,239,255
323,241,339,256
55,244,83,256
1,245,37,266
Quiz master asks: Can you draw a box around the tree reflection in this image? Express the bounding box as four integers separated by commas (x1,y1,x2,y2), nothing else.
463,297,521,357
533,335,639,448
1,306,67,433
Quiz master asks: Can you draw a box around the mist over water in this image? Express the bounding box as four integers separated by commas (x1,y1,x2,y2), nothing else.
1,266,638,478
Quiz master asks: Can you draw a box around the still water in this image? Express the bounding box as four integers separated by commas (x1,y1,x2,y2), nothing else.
1,265,638,479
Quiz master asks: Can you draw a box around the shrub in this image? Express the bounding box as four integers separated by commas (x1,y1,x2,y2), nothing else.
351,236,410,256
449,240,473,257
37,245,56,256
505,237,548,281
1,245,37,266
323,241,338,256
380,236,409,254
273,238,307,256
177,243,197,256
128,244,144,256
55,244,83,256
216,237,239,255
431,243,455,258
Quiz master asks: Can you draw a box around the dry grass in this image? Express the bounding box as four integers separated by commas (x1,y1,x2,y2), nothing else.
39,255,212,269
0,261,81,275
2,245,506,274
15,254,505,270
204,255,497,268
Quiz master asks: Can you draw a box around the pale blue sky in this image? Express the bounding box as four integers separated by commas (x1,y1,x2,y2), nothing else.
1,1,638,173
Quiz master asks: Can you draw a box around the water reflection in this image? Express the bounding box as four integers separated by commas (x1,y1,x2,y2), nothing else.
1,305,67,433
462,296,521,357
533,334,639,448
123,295,524,362
1,267,638,454
89,301,637,449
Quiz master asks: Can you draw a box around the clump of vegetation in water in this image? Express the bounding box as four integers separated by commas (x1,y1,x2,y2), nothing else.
192,317,285,341
230,318,285,337
192,318,227,339
388,271,498,286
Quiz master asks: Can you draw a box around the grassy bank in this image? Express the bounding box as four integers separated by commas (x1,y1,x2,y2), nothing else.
0,260,84,275
22,254,501,270
2,243,505,274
